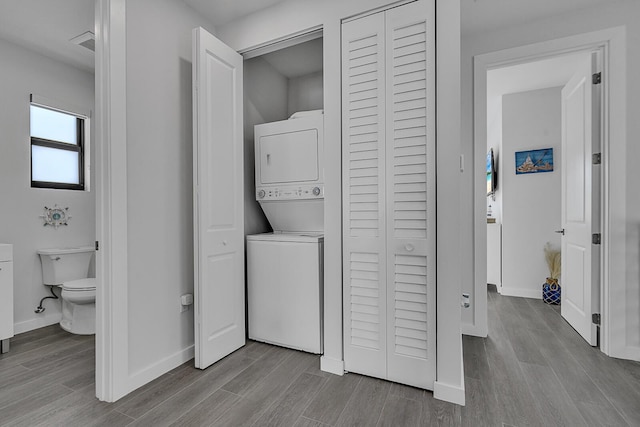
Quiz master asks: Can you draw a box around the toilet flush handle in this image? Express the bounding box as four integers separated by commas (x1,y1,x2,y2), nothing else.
51,256,61,261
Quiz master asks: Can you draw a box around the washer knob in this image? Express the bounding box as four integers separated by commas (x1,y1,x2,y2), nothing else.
312,187,321,196
258,190,266,199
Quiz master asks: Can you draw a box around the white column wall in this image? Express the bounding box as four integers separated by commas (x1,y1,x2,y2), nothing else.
123,0,216,385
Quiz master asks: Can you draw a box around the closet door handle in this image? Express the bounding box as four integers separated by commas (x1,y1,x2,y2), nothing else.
555,229,565,235
404,244,414,252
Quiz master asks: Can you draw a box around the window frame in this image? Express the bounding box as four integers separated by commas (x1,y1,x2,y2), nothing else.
30,103,87,191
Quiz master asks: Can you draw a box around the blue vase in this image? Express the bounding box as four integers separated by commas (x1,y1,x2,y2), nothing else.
542,278,561,305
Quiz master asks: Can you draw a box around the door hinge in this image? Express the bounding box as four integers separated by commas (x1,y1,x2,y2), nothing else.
592,72,602,85
95,241,99,251
592,233,601,245
592,313,601,325
592,153,601,165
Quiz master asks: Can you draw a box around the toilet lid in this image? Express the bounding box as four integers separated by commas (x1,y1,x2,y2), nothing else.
63,278,96,291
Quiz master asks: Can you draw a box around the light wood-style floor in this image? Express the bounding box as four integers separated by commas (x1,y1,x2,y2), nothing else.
1,287,639,426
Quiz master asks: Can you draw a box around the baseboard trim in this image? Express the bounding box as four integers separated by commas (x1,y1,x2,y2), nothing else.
320,356,344,376
14,313,62,334
124,345,195,399
499,287,541,299
434,378,466,406
461,323,487,338
611,345,640,362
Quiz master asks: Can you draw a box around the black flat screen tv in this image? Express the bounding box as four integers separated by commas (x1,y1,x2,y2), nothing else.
487,148,497,196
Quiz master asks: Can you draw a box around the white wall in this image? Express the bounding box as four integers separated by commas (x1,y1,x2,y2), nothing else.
0,38,95,334
288,71,323,116
501,87,562,298
218,0,465,404
461,0,640,358
244,57,289,236
124,0,216,377
487,96,502,224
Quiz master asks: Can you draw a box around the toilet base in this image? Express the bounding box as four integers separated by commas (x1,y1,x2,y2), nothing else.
61,299,95,335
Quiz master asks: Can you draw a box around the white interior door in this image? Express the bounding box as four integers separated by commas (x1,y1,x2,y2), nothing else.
560,53,600,346
193,27,245,369
342,11,387,379
342,0,435,390
384,0,435,389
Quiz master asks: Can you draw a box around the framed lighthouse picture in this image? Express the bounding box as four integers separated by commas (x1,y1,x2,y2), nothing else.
515,148,554,175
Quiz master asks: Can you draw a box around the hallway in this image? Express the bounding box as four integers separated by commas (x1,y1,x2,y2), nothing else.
464,286,640,426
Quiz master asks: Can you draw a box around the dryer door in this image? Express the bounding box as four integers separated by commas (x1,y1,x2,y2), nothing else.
258,129,319,184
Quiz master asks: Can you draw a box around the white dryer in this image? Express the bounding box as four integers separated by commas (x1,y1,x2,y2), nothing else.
254,111,324,233
247,111,325,353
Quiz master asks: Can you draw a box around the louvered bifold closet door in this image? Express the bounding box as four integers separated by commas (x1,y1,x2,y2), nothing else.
384,0,435,389
342,11,387,378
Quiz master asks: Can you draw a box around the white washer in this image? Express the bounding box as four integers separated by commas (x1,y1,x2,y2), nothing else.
247,232,323,354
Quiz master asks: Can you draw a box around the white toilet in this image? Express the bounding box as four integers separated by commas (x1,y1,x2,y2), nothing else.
37,246,96,335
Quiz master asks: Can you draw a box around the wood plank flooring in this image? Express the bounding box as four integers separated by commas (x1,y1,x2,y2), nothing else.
1,286,639,426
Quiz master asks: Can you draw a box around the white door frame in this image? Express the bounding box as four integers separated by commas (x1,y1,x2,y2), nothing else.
470,27,627,358
95,0,129,402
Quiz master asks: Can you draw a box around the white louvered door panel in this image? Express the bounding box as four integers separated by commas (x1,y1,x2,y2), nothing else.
342,11,387,378
384,1,435,389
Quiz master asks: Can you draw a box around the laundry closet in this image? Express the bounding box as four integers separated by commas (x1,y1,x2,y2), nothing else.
193,0,438,392
241,0,437,390
243,37,326,354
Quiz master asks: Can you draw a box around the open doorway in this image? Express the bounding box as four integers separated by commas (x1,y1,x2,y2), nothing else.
191,27,326,370
485,50,601,343
0,0,98,393
472,27,628,358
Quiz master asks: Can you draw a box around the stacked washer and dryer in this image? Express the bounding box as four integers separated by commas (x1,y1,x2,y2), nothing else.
247,110,324,354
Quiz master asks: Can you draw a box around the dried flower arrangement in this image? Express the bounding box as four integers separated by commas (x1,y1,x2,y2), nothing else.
544,242,561,280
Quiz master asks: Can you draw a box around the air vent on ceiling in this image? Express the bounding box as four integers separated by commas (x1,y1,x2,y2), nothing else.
70,31,95,52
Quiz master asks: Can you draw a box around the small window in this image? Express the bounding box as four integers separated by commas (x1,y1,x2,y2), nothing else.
30,104,86,190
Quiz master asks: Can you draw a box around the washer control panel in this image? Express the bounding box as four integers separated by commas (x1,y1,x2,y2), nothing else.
256,185,324,201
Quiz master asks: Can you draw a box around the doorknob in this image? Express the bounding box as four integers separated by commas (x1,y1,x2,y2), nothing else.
555,229,565,235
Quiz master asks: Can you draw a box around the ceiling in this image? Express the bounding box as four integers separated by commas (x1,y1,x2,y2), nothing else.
487,52,590,99
486,51,590,135
0,0,617,73
0,0,95,73
182,0,286,27
260,37,323,79
461,0,614,36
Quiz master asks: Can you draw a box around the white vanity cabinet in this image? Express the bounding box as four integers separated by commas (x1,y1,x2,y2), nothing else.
0,244,13,353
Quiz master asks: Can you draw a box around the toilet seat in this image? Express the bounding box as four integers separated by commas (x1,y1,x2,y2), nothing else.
62,278,96,292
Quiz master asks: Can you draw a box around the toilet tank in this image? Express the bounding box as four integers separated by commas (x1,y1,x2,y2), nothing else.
37,246,95,285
